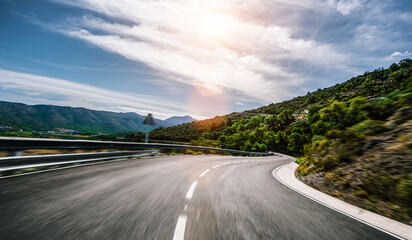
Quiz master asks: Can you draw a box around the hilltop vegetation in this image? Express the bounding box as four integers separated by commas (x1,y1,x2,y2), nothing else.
125,59,412,223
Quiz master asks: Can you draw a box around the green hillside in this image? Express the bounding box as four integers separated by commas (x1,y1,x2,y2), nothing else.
127,59,412,151
0,102,170,134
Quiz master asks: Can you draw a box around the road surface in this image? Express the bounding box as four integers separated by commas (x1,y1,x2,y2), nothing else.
0,155,397,239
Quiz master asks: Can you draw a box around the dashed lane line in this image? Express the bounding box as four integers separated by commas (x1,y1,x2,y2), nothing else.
185,181,198,200
172,215,187,240
174,158,276,239
199,169,210,178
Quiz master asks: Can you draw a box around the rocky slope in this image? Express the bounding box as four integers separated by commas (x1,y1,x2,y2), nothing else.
297,107,412,225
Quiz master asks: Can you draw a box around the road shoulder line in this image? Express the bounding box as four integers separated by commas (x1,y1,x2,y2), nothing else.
273,162,412,240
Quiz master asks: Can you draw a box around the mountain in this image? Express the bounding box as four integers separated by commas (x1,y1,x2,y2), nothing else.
0,101,172,134
164,115,196,126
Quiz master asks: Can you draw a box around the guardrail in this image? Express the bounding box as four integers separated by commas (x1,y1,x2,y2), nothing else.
0,150,157,172
0,137,275,156
0,137,274,174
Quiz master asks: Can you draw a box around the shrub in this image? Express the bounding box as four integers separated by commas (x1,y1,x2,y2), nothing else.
397,92,412,107
397,175,412,208
353,189,368,198
323,155,339,170
311,120,329,135
243,140,252,151
251,142,260,152
259,143,268,152
390,71,404,83
350,120,387,136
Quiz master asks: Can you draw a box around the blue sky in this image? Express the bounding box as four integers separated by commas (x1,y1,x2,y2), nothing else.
0,0,411,119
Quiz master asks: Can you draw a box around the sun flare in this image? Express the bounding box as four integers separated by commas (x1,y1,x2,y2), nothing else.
197,12,236,39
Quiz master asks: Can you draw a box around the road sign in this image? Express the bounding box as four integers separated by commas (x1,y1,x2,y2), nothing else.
143,113,155,143
143,113,155,125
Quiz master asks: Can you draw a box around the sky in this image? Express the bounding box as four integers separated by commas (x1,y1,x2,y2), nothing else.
0,0,411,120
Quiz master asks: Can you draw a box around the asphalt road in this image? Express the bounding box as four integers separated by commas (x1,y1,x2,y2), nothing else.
0,155,397,240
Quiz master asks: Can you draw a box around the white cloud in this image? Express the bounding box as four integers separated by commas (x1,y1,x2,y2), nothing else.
10,0,407,118
389,51,411,59
45,0,349,104
336,0,366,15
0,69,198,119
258,0,365,15
354,24,380,47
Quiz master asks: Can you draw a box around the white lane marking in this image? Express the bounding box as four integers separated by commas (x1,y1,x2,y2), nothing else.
272,166,405,240
184,204,187,211
186,181,198,199
199,169,210,178
172,215,187,240
222,162,231,165
212,164,221,168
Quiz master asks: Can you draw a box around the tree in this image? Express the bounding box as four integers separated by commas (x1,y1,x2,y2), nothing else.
308,105,323,124
265,115,279,131
305,94,318,105
259,143,268,152
244,140,252,151
389,63,400,72
274,131,288,152
252,142,260,152
320,98,368,130
278,109,294,127
288,132,304,154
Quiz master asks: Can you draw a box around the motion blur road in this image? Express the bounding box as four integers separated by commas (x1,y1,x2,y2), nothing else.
0,155,397,240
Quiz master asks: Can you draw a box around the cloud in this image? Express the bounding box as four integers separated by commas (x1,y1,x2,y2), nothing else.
336,0,366,15
254,0,365,15
0,68,197,119
389,51,411,59
43,0,353,104
12,0,411,117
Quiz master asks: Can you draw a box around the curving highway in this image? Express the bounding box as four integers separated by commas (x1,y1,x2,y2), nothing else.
0,155,398,240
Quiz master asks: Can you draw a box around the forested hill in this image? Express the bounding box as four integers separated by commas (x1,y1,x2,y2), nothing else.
127,58,412,146
0,102,171,134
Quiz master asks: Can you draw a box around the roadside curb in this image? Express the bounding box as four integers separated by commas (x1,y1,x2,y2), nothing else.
273,162,412,240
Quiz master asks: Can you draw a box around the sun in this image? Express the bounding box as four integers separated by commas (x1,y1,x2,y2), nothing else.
196,12,236,40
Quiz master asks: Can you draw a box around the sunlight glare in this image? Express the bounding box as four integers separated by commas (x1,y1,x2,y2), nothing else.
197,12,236,40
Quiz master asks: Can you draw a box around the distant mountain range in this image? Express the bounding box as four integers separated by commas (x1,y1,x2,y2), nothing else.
0,101,194,134
163,115,196,126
